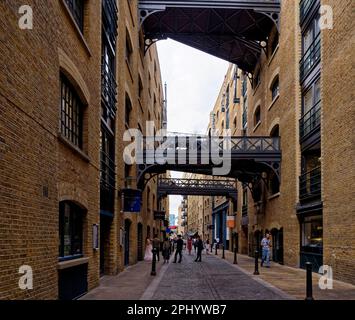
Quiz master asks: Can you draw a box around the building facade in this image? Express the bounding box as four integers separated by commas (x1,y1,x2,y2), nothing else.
0,0,168,299
184,0,354,284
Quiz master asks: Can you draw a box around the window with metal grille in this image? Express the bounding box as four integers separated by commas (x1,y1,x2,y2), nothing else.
65,0,84,32
60,74,84,149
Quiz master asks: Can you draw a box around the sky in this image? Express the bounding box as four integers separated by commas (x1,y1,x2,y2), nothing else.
156,40,229,220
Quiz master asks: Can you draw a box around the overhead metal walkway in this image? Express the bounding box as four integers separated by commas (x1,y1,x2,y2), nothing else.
139,0,281,72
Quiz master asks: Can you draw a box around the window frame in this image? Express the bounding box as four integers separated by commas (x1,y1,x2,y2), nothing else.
60,74,84,149
65,0,84,33
59,201,85,261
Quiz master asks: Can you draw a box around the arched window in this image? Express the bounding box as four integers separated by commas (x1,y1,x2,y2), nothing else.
270,124,280,138
59,201,85,260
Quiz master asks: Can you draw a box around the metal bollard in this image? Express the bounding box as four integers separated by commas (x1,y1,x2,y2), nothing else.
151,248,157,276
215,244,218,255
234,248,238,264
222,244,225,259
305,262,314,300
254,250,260,275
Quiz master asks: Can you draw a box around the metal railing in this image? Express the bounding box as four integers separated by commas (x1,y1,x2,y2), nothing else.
300,0,317,23
299,166,321,201
139,135,280,157
102,0,118,47
300,33,321,80
101,60,117,117
300,100,321,141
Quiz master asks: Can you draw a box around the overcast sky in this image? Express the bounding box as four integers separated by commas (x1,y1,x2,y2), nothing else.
157,40,229,219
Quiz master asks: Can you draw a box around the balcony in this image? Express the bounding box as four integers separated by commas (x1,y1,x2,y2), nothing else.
101,60,117,117
299,166,321,202
102,0,118,47
300,0,318,24
100,149,116,215
300,100,321,142
300,34,321,81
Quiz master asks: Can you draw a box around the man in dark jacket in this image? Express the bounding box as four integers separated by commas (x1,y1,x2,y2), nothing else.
173,235,184,263
152,234,161,262
195,236,204,262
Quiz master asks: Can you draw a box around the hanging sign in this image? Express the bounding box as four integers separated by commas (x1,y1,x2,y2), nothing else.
122,189,142,213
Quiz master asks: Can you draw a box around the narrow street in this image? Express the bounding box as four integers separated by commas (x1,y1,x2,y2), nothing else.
83,252,290,300
83,250,355,301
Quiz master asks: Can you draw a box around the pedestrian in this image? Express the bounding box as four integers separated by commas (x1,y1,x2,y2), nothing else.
261,232,272,268
205,239,210,255
187,237,193,255
152,234,161,262
195,236,204,262
173,235,184,263
162,237,171,264
144,237,153,261
193,238,198,253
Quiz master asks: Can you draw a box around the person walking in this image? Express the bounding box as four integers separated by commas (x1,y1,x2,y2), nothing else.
205,239,210,255
261,232,272,268
152,234,161,262
195,236,204,262
162,237,171,264
144,237,153,261
193,238,198,253
173,235,184,263
187,237,193,255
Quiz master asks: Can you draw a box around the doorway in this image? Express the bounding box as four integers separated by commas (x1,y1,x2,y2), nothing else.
137,223,143,261
271,228,284,264
100,215,112,276
124,219,131,266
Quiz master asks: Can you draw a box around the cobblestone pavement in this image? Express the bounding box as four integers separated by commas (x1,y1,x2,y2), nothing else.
142,252,290,300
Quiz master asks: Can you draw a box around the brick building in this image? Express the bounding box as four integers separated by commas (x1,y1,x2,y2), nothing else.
0,0,167,299
184,0,354,284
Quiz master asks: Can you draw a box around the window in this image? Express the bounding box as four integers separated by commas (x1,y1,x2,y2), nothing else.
254,106,261,127
59,201,84,260
300,15,321,79
60,74,84,149
233,117,237,130
65,0,84,32
253,69,261,89
125,94,132,126
138,75,143,100
301,215,323,254
126,30,133,69
271,77,279,101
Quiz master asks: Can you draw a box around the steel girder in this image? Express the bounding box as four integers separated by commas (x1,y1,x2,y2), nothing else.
157,178,238,200
139,0,281,72
136,134,281,190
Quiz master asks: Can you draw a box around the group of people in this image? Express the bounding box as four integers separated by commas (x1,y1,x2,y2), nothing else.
144,234,172,264
143,234,211,265
143,231,273,268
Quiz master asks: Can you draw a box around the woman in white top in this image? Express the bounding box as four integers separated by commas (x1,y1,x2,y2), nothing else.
144,237,153,261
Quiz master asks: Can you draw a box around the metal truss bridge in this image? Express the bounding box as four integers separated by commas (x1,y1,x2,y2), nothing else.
136,134,281,191
157,177,238,200
139,0,281,73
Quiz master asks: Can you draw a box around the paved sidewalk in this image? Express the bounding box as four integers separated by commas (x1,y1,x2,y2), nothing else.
82,260,165,300
216,250,355,300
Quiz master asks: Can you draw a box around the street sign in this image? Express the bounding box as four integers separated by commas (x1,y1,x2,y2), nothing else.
154,211,166,220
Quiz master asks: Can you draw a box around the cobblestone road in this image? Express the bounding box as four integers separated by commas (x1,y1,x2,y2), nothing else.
143,252,289,300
